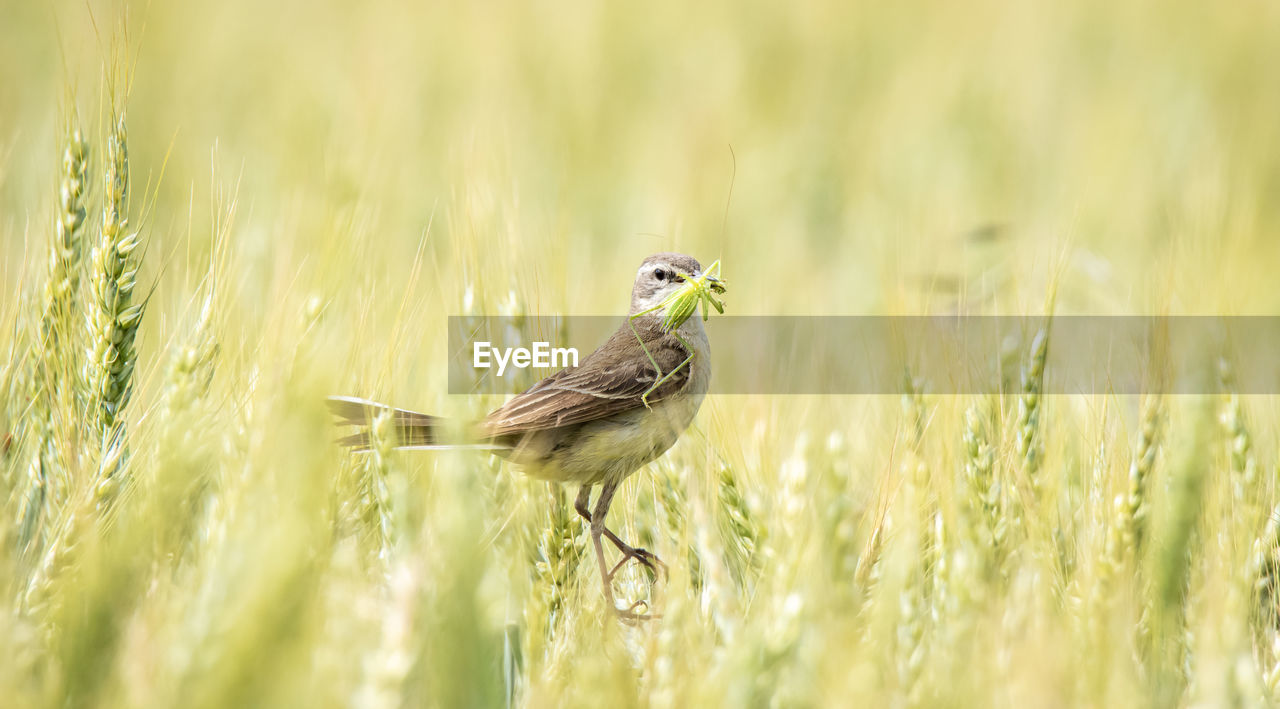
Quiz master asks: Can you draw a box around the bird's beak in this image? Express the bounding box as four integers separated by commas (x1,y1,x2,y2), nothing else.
705,274,726,294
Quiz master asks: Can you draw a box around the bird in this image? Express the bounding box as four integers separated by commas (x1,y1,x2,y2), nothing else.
328,252,722,620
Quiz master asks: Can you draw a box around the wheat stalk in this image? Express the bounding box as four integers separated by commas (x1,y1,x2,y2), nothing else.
21,433,127,614
895,561,929,703
962,401,1002,576
15,129,92,551
896,372,936,702
82,113,142,444
718,463,761,588
80,112,145,512
655,458,696,578
41,128,92,358
1123,397,1162,555
1016,327,1049,485
819,432,858,593
161,293,218,425
1218,357,1258,523
1147,399,1211,698
1087,400,1158,631
20,502,90,613
1088,393,1163,640
530,484,585,628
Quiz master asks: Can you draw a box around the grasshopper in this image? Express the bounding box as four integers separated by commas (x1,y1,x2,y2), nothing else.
629,259,726,407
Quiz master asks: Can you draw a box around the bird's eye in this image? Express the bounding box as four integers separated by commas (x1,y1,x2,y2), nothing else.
654,269,667,281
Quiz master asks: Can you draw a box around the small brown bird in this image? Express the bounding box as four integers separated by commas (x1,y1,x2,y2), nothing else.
329,253,721,620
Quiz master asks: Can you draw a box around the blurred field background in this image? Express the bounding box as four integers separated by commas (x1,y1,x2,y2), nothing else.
3,0,1280,706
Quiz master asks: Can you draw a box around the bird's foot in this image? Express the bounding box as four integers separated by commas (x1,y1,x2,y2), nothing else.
613,599,662,624
608,544,667,582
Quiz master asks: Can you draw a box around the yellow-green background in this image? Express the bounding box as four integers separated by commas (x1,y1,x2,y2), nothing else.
3,1,1280,706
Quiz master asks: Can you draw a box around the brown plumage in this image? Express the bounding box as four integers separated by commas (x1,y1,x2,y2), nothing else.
326,315,694,453
329,252,720,621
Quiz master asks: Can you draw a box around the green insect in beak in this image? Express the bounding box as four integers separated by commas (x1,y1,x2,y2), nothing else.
629,260,727,407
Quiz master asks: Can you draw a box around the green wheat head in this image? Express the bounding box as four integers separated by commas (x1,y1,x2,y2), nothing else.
82,113,142,443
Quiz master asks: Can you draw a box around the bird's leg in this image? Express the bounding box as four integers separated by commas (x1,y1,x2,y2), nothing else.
587,484,619,612
575,485,666,579
585,482,661,621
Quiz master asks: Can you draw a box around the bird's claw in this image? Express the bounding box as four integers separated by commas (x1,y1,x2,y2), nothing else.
608,545,667,581
614,599,662,624
604,547,666,623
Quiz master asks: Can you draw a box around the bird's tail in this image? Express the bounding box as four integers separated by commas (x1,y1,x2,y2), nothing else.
326,395,505,452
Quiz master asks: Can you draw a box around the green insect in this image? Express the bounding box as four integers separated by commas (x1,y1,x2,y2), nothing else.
629,260,727,407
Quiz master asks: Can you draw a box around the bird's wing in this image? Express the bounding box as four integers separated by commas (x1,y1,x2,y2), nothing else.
480,317,693,436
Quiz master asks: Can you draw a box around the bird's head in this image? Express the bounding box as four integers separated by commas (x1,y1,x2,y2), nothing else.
629,252,724,317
